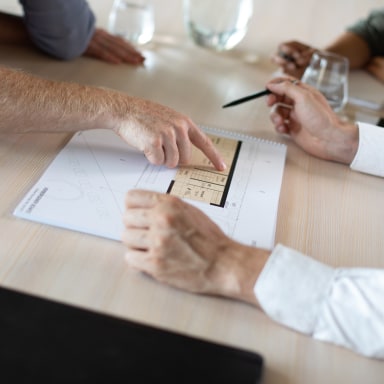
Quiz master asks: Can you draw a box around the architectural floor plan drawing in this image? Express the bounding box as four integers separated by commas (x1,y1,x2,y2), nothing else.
167,134,240,207
14,128,286,249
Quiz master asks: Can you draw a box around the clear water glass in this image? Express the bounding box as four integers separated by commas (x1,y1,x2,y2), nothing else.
183,0,253,51
301,51,349,112
108,0,154,45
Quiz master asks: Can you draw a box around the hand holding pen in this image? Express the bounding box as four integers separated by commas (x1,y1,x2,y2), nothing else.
271,40,316,79
223,41,317,108
222,79,299,108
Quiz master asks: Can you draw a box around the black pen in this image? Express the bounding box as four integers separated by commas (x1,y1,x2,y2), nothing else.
222,89,271,108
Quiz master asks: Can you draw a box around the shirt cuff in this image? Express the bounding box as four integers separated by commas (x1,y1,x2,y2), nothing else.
254,244,335,335
350,123,384,177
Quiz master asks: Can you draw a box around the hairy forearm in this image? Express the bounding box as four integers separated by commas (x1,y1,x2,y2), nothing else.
325,32,371,69
0,66,133,134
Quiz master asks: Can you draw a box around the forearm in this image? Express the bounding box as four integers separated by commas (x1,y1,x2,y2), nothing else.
0,12,31,44
0,66,132,134
325,32,371,68
214,242,270,307
325,119,359,165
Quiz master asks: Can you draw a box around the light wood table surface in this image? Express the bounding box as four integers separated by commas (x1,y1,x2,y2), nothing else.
1,1,384,383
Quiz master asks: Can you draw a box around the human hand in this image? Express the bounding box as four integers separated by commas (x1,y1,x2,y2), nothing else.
271,41,316,79
366,56,384,83
84,28,145,65
114,98,226,170
266,77,359,164
122,190,269,305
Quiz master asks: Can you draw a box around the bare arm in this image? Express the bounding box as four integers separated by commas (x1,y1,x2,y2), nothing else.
325,31,372,68
0,66,140,134
271,32,372,77
0,66,225,170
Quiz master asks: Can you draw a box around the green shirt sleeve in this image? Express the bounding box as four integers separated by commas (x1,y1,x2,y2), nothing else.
347,8,384,56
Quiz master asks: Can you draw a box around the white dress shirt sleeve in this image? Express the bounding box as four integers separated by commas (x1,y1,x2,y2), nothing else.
350,122,384,177
254,244,384,359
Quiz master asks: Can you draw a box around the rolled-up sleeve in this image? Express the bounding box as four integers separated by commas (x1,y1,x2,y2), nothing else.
19,0,96,60
254,244,384,359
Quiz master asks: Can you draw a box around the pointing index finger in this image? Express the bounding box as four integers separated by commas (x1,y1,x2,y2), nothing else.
188,125,227,171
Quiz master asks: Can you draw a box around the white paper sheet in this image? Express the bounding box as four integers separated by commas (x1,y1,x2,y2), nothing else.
13,128,286,249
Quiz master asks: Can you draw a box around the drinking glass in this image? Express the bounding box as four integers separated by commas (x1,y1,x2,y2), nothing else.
183,0,253,51
301,51,349,112
108,0,154,45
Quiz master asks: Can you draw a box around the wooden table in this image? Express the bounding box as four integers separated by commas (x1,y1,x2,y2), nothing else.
1,1,384,383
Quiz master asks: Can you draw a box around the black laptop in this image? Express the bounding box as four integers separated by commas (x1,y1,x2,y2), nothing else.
0,286,263,383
